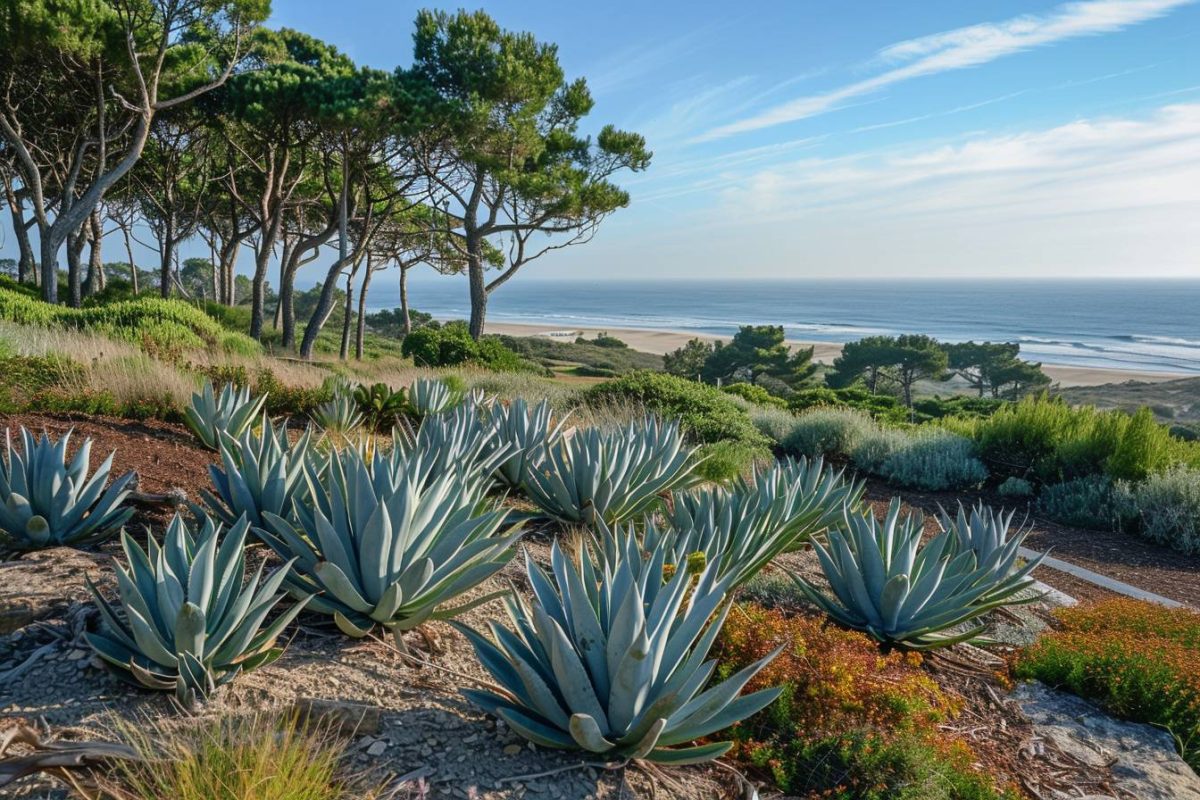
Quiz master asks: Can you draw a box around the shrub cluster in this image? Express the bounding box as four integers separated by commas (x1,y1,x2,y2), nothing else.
865,428,988,491
789,385,1005,425
722,382,789,409
1114,466,1200,554
717,605,1017,799
401,322,547,374
975,395,1196,484
1015,599,1200,770
0,286,260,359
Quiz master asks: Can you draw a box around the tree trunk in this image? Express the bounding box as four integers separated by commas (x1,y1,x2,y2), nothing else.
122,224,138,294
355,257,373,360
2,179,35,284
66,225,87,307
85,210,104,295
467,238,487,340
299,167,350,360
39,231,57,303
339,273,353,361
399,265,411,335
159,213,176,298
273,234,294,330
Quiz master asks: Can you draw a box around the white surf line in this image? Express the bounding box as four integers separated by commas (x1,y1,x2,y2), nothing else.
1019,547,1188,609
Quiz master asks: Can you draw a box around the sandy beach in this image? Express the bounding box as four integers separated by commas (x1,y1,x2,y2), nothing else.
487,321,1190,389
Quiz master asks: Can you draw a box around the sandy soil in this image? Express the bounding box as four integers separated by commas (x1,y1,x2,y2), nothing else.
486,322,1189,388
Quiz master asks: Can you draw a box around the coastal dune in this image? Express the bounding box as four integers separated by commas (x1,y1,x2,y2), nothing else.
486,322,1188,389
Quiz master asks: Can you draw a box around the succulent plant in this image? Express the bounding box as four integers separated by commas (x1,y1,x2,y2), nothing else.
938,500,1020,562
390,401,512,489
484,398,568,490
353,382,409,431
408,377,459,417
86,514,308,708
311,379,364,434
0,427,134,550
524,416,698,526
199,415,314,529
795,499,1044,649
652,456,864,588
183,380,267,451
454,534,783,764
259,445,521,647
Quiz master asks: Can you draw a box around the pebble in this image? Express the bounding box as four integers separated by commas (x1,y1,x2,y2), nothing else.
365,740,388,757
503,744,522,756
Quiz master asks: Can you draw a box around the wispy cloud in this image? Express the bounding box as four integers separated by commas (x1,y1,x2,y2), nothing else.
694,0,1193,141
712,103,1200,224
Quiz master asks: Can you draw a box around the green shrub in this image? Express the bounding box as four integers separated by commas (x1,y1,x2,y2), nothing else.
693,439,772,483
401,322,546,374
587,371,770,450
790,385,910,425
912,395,1005,420
975,395,1194,483
875,429,988,491
253,369,330,418
780,407,876,458
0,288,260,359
0,353,83,412
746,405,799,445
1116,466,1200,554
997,476,1034,497
722,382,788,409
498,334,662,374
1036,476,1116,530
849,427,909,474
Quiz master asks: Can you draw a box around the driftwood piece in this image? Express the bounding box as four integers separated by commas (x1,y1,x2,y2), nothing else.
0,726,140,789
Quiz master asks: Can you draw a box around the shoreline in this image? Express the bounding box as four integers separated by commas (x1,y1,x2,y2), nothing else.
484,321,1191,389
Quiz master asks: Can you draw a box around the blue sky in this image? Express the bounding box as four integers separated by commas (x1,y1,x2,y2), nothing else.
269,0,1200,281
9,1,1197,284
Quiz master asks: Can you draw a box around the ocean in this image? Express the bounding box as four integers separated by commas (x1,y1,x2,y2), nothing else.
366,279,1200,375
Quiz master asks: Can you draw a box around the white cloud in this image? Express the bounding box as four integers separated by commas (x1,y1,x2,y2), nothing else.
714,103,1200,223
694,0,1193,141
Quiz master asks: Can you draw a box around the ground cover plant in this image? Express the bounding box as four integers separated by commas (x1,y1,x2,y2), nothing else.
1016,598,1200,770
715,604,1019,799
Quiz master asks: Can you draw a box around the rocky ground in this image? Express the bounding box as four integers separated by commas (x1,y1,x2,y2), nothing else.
2,411,1198,798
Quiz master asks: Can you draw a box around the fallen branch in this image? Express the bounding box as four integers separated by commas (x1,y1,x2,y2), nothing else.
0,725,141,790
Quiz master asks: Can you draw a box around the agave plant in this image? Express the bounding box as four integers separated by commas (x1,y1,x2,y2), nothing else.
650,456,864,588
408,377,459,417
938,501,1020,562
390,401,511,489
311,379,364,434
0,427,134,550
794,499,1044,649
199,415,314,529
483,398,568,490
258,445,521,647
353,382,409,431
524,416,698,526
453,534,783,763
86,514,309,709
183,380,266,451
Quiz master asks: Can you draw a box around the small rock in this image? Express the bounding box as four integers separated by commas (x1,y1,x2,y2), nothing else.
503,744,522,756
366,740,388,757
67,648,88,661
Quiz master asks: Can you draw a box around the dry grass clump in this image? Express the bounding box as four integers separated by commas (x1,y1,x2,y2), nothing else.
100,711,383,800
1015,598,1200,769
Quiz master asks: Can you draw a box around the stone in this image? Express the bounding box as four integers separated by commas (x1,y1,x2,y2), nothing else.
366,740,388,757
1014,681,1200,800
292,697,382,735
503,744,522,756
